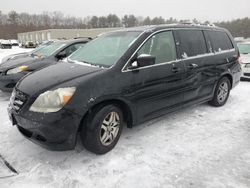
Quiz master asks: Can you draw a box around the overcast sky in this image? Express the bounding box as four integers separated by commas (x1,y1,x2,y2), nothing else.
1,0,250,22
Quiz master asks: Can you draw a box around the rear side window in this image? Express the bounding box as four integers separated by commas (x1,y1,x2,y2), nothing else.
207,31,234,52
175,30,207,58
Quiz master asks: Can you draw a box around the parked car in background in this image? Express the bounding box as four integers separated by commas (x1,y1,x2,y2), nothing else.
0,39,90,91
10,40,19,47
24,41,36,48
1,40,55,64
8,24,241,154
0,40,12,49
237,42,250,80
234,37,245,43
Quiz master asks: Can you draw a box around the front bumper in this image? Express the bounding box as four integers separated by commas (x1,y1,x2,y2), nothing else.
0,73,24,92
241,63,250,80
7,91,83,151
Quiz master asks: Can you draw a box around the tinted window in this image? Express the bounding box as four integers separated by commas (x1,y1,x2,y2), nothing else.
207,31,234,52
176,30,207,58
61,43,85,56
138,31,177,64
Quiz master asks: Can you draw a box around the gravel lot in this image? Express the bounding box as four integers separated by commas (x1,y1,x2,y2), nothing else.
0,48,249,188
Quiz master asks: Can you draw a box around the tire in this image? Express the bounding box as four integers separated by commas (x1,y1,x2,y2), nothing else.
81,104,123,154
209,77,231,107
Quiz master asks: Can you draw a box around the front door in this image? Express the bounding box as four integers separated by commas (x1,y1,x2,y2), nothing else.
123,31,186,123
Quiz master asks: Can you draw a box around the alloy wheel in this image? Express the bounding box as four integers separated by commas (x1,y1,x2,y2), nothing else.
217,81,229,103
100,112,120,146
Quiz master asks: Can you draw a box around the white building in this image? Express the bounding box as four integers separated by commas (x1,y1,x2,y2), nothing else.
18,28,120,43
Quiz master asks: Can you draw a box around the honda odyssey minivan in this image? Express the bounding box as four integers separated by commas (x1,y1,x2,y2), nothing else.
8,24,242,154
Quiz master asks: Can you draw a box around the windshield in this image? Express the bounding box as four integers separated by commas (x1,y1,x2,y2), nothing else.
238,43,250,54
69,31,141,67
33,42,66,57
31,44,49,54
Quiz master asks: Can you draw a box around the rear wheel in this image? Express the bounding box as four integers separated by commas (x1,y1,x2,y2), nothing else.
209,77,231,107
81,104,123,154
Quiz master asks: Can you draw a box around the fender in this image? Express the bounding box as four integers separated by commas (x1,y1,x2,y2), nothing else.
83,94,137,129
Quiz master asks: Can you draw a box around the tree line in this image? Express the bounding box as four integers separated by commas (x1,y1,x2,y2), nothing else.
0,10,250,39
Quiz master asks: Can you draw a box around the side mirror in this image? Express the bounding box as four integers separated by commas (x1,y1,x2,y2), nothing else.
56,51,67,60
128,54,155,70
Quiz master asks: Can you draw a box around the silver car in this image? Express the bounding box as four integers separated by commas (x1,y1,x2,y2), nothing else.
238,42,250,80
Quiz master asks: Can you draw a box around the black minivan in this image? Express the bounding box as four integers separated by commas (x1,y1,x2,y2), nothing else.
8,24,242,154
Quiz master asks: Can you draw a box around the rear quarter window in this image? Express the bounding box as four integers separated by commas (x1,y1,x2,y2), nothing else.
175,30,207,58
207,31,234,52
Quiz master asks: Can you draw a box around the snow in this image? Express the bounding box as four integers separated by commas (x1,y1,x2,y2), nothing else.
0,48,250,188
0,40,11,45
0,47,32,63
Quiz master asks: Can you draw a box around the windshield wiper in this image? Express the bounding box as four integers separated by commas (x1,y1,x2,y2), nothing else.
68,59,96,66
81,61,96,66
68,59,109,68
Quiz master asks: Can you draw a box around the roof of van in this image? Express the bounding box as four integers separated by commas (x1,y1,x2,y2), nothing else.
119,24,227,33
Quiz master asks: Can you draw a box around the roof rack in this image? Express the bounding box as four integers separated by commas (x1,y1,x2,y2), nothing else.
73,37,92,40
179,22,216,27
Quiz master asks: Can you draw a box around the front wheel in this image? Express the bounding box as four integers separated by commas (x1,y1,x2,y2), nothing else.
209,77,231,107
81,105,123,154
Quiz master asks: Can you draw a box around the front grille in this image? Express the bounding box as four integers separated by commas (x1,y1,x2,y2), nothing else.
244,73,250,77
9,89,28,113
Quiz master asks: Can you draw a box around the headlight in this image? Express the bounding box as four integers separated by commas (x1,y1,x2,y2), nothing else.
29,87,76,113
6,66,29,75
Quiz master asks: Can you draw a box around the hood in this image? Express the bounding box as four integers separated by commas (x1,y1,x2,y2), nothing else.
16,61,103,96
0,55,44,70
1,52,30,63
241,54,250,64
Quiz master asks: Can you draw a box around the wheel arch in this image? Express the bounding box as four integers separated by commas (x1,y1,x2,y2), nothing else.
211,73,233,99
78,98,135,132
221,73,233,89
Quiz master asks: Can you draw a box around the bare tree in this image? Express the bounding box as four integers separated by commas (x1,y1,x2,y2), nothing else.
122,15,137,27
143,17,151,25
151,17,165,25
8,11,19,25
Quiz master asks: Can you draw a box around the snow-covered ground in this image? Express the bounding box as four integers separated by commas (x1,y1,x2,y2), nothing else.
0,48,250,188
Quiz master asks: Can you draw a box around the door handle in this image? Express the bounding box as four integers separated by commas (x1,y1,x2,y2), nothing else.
172,66,181,73
188,63,199,69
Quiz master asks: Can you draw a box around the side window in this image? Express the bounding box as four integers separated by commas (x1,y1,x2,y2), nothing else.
138,31,177,64
62,43,85,57
175,30,207,58
207,31,234,52
74,43,85,49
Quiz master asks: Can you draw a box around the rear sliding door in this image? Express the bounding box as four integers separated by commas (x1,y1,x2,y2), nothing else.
173,29,216,105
